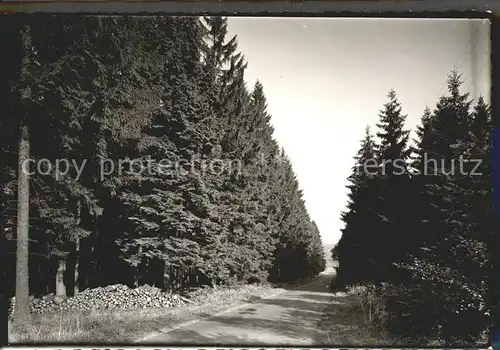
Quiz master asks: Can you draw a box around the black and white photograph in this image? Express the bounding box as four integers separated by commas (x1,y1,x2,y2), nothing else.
1,14,491,346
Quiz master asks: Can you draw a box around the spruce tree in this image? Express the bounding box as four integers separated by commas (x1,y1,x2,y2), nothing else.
389,71,489,343
371,90,414,281
0,15,327,303
336,126,380,286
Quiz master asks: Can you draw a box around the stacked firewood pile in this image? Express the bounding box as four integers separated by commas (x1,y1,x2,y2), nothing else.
8,284,185,317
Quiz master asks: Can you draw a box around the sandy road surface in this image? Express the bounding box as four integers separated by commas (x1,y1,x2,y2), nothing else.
140,271,336,346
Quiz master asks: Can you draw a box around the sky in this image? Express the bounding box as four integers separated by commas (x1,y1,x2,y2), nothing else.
226,17,491,245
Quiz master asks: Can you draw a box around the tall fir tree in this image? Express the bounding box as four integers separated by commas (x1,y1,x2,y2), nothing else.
0,15,329,309
336,126,380,286
373,89,414,281
387,71,489,343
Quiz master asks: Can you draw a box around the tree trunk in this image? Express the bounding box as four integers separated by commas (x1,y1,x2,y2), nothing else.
15,123,30,323
14,22,36,325
73,200,81,295
14,122,30,324
56,259,66,297
155,259,165,289
74,239,79,295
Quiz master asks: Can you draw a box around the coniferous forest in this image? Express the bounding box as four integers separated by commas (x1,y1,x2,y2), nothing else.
1,14,492,346
0,15,326,324
334,73,491,344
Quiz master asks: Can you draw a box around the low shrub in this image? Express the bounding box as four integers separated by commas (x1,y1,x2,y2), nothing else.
358,284,388,330
373,281,489,346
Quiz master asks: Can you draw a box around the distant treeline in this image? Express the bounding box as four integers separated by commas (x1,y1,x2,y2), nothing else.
333,76,490,344
0,16,326,305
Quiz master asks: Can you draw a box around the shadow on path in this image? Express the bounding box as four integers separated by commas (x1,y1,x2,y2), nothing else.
142,272,339,346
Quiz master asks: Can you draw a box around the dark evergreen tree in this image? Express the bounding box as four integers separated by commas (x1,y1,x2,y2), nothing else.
384,72,490,344
335,126,380,286
372,89,414,282
1,15,328,310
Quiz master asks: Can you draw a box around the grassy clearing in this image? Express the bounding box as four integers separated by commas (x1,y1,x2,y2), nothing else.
317,285,399,346
9,283,282,344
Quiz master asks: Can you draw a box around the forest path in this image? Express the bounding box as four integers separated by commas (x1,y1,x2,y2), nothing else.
140,271,336,345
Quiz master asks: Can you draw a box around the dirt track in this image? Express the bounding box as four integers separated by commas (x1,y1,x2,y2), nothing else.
140,272,336,345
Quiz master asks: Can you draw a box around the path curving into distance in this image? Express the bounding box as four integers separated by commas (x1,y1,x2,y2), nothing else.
139,270,337,346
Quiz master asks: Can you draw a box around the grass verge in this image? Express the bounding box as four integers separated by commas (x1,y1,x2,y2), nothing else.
8,283,282,344
316,285,398,346
319,284,490,347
